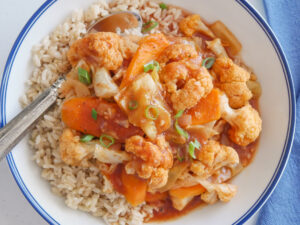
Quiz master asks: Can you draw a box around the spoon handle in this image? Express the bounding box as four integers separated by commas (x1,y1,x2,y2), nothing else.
0,76,65,161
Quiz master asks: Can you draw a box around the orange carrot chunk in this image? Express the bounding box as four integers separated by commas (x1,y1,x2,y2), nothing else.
145,191,168,203
186,88,221,125
120,33,169,89
169,184,206,199
121,167,147,206
61,97,143,141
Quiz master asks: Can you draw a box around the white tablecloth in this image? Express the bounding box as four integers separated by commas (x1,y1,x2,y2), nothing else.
0,1,265,224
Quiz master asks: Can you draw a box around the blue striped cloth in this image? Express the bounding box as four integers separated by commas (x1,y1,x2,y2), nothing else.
257,0,300,224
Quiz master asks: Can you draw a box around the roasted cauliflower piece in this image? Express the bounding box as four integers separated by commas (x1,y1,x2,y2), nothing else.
158,43,198,64
220,94,262,146
115,73,171,139
179,14,215,38
206,38,228,57
212,56,252,108
160,60,213,111
199,179,237,204
124,135,173,190
190,140,239,179
67,32,123,70
59,128,130,166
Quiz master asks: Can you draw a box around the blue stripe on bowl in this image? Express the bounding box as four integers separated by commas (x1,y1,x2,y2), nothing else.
0,0,295,225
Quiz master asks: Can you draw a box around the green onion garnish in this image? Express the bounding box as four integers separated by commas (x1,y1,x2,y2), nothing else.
144,60,160,72
128,100,138,110
177,151,184,162
142,21,159,33
202,57,215,69
78,67,91,85
159,3,168,10
175,120,189,139
91,108,97,120
80,134,94,142
174,110,184,119
174,110,189,139
99,134,115,148
145,105,159,120
188,140,201,159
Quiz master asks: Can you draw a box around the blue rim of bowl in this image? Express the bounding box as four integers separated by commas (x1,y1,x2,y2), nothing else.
0,0,295,224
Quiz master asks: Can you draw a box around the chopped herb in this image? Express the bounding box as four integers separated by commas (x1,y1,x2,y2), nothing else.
145,105,159,120
175,120,189,139
128,100,138,110
174,110,189,139
91,108,97,120
188,140,201,159
80,134,94,142
144,60,160,72
142,21,159,33
99,134,115,148
202,57,215,69
78,67,91,85
174,110,184,119
159,3,168,10
177,151,184,162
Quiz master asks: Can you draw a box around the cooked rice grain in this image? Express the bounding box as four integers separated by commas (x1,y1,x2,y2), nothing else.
22,0,184,224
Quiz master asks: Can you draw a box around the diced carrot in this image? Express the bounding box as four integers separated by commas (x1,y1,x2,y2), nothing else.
61,97,142,141
121,167,147,206
120,33,169,89
186,89,221,125
145,191,168,203
169,184,206,199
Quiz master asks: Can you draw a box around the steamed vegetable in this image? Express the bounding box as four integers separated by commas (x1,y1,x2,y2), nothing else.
120,33,169,89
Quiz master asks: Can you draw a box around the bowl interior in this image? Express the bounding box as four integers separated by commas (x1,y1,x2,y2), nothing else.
2,0,294,224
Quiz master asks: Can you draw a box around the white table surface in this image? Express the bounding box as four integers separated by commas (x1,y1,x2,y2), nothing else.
0,0,266,224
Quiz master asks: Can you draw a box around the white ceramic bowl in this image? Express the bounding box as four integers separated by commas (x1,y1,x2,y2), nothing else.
0,0,295,224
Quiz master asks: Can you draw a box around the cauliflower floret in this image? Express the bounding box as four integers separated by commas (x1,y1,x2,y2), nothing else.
124,135,173,190
160,60,213,111
59,128,130,166
160,62,189,93
213,56,250,82
220,94,262,146
179,14,215,38
190,140,239,179
220,82,252,109
206,38,228,57
158,43,198,64
196,178,237,203
115,73,171,139
67,32,123,70
212,56,252,108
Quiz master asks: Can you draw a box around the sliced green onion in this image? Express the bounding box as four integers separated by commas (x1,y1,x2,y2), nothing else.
91,108,97,120
174,110,189,139
174,110,184,119
78,67,91,85
128,100,138,110
99,134,115,148
188,140,201,159
175,120,189,139
80,134,94,142
177,151,184,162
142,21,159,33
145,105,159,120
159,3,168,10
202,57,215,69
144,60,160,72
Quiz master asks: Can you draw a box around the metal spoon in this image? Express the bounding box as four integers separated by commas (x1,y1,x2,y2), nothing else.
0,11,142,161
